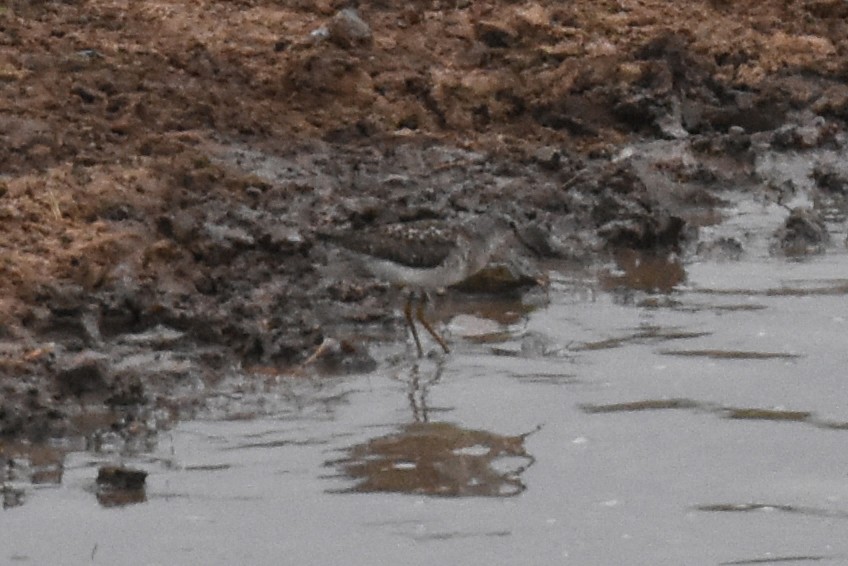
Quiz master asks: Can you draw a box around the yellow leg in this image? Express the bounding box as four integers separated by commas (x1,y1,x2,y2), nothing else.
416,296,450,354
404,295,424,357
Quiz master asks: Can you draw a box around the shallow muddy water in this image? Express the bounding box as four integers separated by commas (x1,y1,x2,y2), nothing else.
4,203,848,565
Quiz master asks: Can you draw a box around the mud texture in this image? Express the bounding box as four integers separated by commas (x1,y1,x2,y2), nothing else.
1,0,848,442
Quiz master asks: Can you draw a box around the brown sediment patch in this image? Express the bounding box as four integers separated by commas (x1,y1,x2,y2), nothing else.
582,398,848,433
577,328,710,351
707,304,769,312
581,398,704,413
720,555,833,565
815,420,848,431
658,349,802,360
695,503,848,520
599,250,686,293
694,282,848,297
723,408,812,422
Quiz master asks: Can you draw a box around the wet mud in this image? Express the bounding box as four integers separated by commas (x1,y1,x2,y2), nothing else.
2,0,848,487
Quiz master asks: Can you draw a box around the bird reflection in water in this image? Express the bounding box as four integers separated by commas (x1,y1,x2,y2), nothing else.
400,360,444,423
327,361,538,497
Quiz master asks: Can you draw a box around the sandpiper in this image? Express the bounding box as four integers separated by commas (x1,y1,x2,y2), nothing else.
319,213,517,356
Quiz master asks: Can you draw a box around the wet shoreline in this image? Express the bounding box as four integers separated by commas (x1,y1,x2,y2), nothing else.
2,0,847,452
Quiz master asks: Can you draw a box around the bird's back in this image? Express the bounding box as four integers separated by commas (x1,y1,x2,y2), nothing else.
320,219,459,269
318,214,514,289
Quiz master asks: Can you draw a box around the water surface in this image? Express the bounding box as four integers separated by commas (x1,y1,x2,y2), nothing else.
4,204,848,566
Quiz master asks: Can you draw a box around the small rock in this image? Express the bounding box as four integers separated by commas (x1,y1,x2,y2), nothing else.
533,146,562,170
328,9,372,48
96,465,147,507
772,207,829,255
97,465,148,490
309,25,330,42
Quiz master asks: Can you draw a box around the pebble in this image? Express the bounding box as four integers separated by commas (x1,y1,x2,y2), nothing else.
328,9,372,48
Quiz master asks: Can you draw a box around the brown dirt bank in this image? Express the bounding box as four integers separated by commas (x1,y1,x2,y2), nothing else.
1,0,847,442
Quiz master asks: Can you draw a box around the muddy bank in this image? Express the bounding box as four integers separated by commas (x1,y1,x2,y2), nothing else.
1,0,847,443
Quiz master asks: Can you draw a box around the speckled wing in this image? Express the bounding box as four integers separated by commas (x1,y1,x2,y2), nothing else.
321,220,457,268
